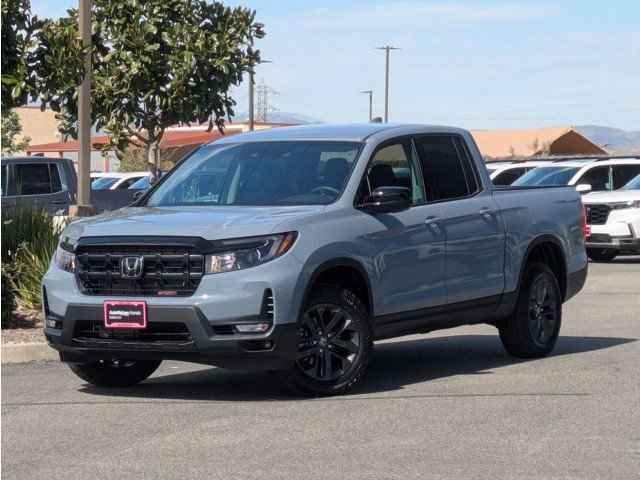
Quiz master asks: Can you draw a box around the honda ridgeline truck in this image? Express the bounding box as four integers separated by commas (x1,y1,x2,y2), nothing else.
43,124,588,395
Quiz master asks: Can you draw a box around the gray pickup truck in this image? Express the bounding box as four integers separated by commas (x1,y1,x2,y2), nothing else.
43,124,588,395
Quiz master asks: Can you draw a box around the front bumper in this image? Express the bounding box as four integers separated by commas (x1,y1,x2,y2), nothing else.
586,209,640,252
44,304,299,370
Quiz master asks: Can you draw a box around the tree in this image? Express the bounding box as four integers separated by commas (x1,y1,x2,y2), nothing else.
27,0,264,175
1,0,40,110
1,110,31,154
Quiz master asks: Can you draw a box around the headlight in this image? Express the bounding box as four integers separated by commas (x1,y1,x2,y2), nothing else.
205,232,297,274
609,200,640,210
54,245,76,272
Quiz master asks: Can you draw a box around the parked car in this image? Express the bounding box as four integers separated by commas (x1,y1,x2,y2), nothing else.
1,157,143,215
43,124,588,395
486,161,550,186
512,159,640,192
582,174,640,261
91,172,149,190
1,156,77,214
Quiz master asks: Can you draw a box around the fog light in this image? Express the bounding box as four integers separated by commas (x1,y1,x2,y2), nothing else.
234,322,271,333
45,318,62,329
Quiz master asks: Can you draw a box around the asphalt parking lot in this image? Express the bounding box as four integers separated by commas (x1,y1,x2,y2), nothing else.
2,258,639,480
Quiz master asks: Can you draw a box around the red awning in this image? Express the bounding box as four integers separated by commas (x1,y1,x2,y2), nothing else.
26,129,240,154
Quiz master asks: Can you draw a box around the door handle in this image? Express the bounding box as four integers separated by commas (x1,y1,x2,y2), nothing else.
424,216,439,225
479,208,494,219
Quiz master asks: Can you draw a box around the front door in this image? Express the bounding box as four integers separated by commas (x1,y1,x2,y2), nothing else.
357,138,446,316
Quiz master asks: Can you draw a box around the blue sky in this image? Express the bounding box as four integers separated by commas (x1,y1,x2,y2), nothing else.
32,0,640,129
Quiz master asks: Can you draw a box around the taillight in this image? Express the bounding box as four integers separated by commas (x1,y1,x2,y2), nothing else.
581,202,590,238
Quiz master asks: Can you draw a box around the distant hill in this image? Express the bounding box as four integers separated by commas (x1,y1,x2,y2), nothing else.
575,125,640,154
231,112,321,125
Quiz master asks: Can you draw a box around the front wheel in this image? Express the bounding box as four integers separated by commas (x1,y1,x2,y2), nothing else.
587,248,617,262
68,359,162,387
279,286,373,396
499,262,562,358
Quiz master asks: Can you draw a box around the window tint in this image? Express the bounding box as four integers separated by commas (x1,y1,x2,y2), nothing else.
577,166,611,191
413,135,477,201
612,165,640,189
1,165,8,196
361,141,424,204
49,164,62,192
493,167,526,186
11,163,54,195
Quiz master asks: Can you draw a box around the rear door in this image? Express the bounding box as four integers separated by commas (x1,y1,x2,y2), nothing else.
612,164,640,189
413,134,505,304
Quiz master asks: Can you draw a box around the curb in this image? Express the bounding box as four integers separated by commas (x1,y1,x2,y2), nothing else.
1,342,58,364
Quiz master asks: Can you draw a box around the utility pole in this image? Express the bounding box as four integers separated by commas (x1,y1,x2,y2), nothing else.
71,0,94,216
360,90,373,121
376,45,399,123
248,60,272,131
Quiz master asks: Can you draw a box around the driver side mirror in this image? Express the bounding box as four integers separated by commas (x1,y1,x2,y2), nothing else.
359,186,411,213
132,190,145,201
576,183,592,194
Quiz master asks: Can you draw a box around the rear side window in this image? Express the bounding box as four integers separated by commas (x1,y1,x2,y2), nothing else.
413,135,479,202
9,163,62,195
493,167,526,186
612,165,640,189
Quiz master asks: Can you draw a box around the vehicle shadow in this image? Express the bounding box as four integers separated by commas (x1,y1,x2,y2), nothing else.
591,256,640,264
79,334,636,401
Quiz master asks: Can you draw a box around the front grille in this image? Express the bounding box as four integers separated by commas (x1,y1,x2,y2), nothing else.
586,204,610,225
76,245,204,296
72,320,195,349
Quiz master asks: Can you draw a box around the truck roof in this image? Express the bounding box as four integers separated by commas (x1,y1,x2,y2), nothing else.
213,123,467,144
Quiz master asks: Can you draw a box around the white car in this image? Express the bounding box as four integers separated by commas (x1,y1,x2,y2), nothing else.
486,161,551,186
512,159,640,193
582,174,640,261
91,172,150,190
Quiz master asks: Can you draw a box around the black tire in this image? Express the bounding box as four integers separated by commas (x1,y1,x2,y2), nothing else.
587,248,617,262
279,285,373,396
499,262,562,358
68,359,162,387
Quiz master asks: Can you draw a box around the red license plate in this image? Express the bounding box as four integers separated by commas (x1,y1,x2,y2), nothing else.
103,301,147,329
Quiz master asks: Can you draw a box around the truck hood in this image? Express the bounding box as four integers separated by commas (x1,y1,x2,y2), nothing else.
583,190,640,204
64,205,325,242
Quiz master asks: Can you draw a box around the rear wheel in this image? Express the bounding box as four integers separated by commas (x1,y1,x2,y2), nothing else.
279,286,372,396
499,262,562,358
587,248,617,262
68,359,161,387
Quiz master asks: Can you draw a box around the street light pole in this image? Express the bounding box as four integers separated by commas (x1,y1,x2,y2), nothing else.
248,60,271,131
71,0,94,216
360,90,373,121
376,45,399,123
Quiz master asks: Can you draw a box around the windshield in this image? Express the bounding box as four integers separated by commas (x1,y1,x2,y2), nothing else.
513,167,579,186
622,174,640,190
91,176,120,190
146,141,362,207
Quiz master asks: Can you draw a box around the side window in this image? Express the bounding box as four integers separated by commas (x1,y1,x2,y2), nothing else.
612,165,640,189
414,135,478,201
49,163,63,193
493,167,526,186
117,177,142,189
578,166,611,191
361,140,425,204
13,163,54,195
1,165,8,196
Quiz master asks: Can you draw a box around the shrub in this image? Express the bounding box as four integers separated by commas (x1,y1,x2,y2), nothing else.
1,267,15,328
2,209,63,313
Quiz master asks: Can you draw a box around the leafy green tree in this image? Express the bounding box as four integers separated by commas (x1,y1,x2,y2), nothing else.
28,0,264,175
1,110,31,154
1,0,41,110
